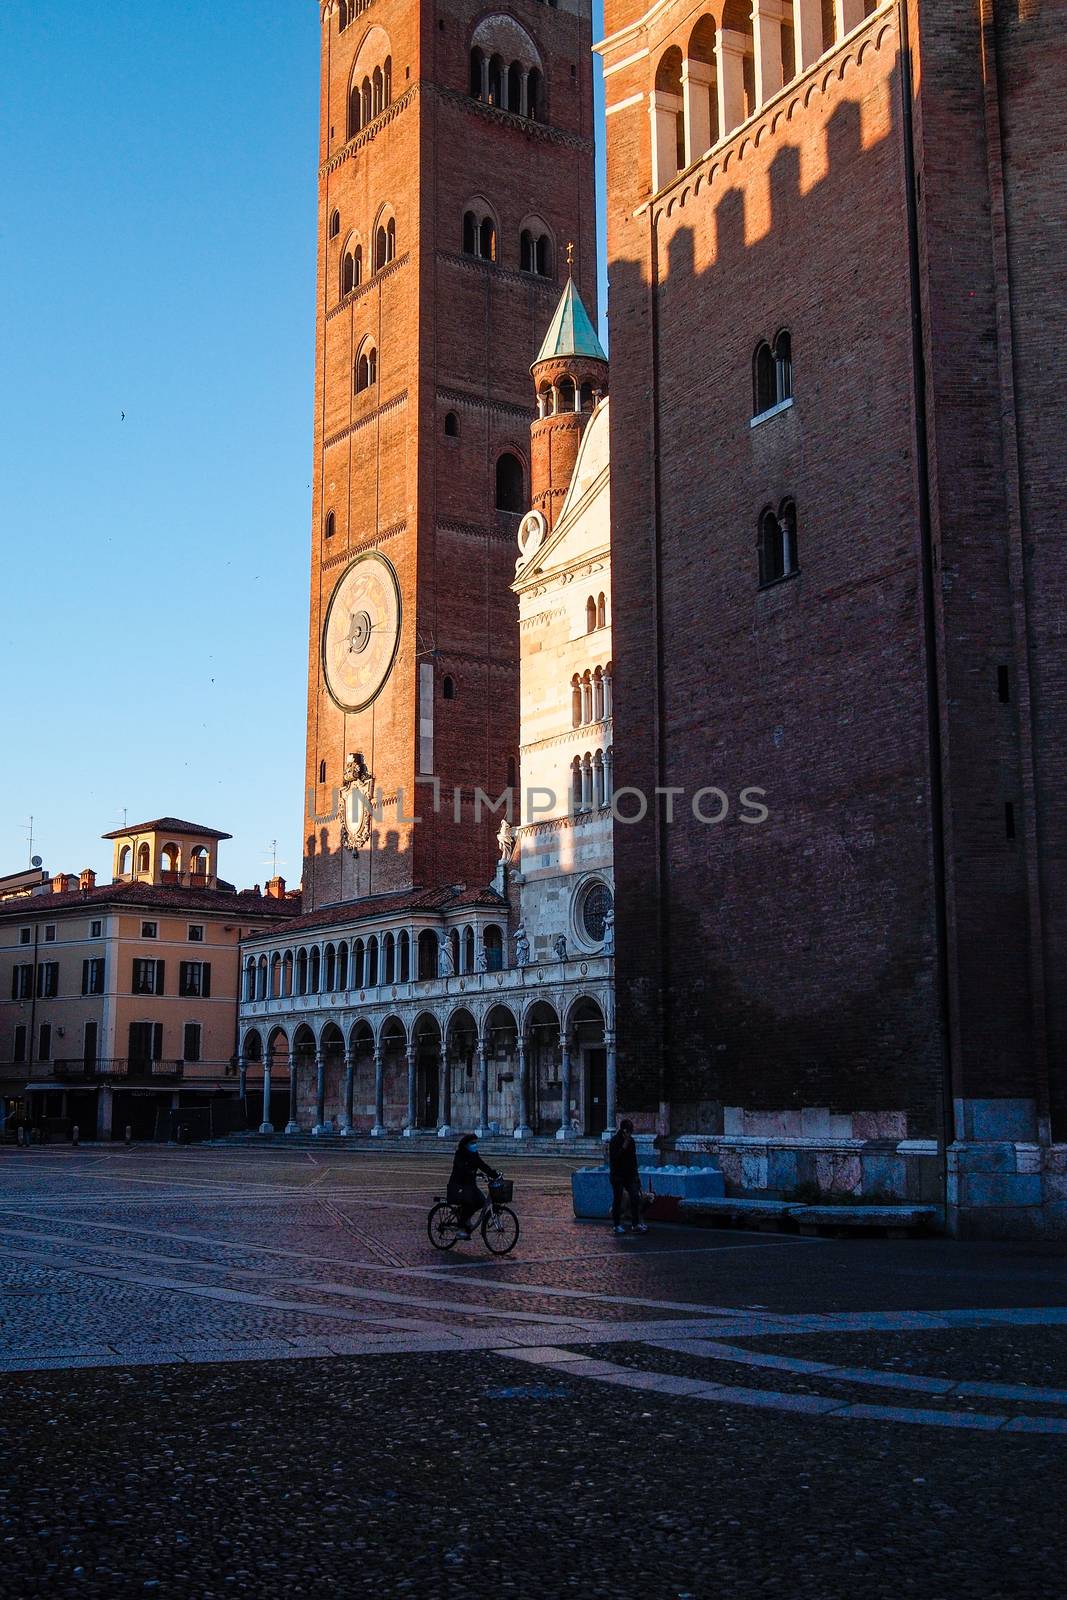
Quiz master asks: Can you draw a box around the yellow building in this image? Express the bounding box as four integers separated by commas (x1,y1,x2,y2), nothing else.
0,819,297,1140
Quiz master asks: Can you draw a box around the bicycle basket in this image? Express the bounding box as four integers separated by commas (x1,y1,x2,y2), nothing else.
488,1178,513,1203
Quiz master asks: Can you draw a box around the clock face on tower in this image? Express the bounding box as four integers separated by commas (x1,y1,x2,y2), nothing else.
321,552,402,713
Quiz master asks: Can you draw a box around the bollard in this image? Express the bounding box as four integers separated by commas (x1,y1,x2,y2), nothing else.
124,1123,133,1147
72,1124,80,1148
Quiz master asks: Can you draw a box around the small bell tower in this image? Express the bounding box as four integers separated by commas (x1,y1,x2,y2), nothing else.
531,260,608,533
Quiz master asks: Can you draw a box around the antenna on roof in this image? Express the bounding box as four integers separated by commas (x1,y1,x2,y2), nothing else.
26,815,33,867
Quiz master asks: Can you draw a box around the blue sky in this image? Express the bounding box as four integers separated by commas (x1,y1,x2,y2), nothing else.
0,1,606,893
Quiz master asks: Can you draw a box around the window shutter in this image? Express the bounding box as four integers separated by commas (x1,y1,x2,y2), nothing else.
202,962,211,998
10,968,17,1000
152,1022,163,1061
155,960,165,996
82,959,90,996
178,961,188,996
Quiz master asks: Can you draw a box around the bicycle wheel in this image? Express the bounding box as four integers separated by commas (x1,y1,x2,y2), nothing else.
427,1202,461,1250
481,1205,519,1255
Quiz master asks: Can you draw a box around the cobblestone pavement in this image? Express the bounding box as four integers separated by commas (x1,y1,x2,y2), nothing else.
1,1145,1066,1598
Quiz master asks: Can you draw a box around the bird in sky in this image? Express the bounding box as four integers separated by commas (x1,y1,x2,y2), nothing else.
121,412,125,421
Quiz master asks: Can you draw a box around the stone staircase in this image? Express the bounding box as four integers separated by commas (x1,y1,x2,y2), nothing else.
210,1130,606,1160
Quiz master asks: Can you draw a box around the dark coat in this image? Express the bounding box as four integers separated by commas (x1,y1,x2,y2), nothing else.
447,1142,497,1204
608,1130,639,1184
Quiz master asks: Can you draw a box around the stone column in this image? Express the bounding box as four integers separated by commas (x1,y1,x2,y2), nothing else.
604,1030,617,1142
340,1049,355,1135
834,0,865,38
480,55,490,101
556,1034,572,1141
581,757,593,811
285,1053,300,1134
437,1053,452,1138
519,67,529,119
477,1038,490,1136
716,30,749,139
402,1052,417,1136
237,1054,248,1112
681,59,715,166
96,1084,113,1142
649,90,683,192
313,1053,327,1134
793,0,824,70
259,1059,273,1134
513,1036,532,1140
371,1047,386,1137
753,0,784,108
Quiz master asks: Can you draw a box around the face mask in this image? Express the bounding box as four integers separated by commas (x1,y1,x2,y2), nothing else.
469,1142,479,1152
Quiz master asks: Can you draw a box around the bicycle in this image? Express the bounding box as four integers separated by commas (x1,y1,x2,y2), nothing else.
426,1174,520,1255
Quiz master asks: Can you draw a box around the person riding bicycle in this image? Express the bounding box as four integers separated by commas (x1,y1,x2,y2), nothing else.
447,1132,500,1239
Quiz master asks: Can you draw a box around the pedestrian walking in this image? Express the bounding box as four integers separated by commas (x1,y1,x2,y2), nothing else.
608,1118,647,1235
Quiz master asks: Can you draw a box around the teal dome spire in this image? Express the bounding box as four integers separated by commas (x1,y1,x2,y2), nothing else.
534,277,607,367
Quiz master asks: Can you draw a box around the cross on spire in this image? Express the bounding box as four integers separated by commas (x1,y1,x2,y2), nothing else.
566,240,575,271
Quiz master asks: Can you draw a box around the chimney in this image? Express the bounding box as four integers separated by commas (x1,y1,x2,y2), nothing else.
265,875,286,899
52,873,76,894
79,868,96,893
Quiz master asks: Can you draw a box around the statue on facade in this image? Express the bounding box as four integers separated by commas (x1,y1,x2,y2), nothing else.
339,751,376,850
553,934,568,963
497,817,515,864
514,923,530,966
602,906,615,956
476,947,489,972
439,940,456,978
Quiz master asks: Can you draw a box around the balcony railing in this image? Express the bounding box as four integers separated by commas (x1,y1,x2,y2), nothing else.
50,1059,186,1082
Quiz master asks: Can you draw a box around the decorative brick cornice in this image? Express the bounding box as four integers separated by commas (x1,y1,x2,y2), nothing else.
327,252,410,322
522,721,611,755
437,518,523,546
437,385,536,423
323,389,408,451
435,85,593,154
437,248,562,294
321,521,407,570
321,86,415,177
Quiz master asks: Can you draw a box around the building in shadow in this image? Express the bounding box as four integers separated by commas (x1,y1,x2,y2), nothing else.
598,0,1067,1233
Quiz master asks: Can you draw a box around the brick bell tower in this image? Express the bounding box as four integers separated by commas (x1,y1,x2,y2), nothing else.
304,0,597,914
530,271,608,532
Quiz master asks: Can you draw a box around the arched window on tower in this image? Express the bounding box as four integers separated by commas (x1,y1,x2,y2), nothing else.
341,241,362,297
774,329,792,404
527,67,543,120
586,596,597,633
325,511,335,540
495,452,525,514
444,411,460,438
463,208,496,262
753,340,775,415
571,675,582,728
373,65,384,117
319,759,327,784
758,499,799,586
597,591,607,628
651,47,685,191
488,54,505,106
374,217,396,271
355,340,378,394
479,216,496,261
683,18,719,167
329,209,341,240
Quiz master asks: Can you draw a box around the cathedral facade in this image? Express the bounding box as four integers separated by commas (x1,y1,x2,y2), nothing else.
237,0,614,1143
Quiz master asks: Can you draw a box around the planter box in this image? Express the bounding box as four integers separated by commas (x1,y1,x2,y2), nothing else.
572,1163,724,1218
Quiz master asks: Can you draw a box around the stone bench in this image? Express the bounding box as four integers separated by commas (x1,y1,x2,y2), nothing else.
571,1163,724,1219
788,1204,941,1237
680,1196,797,1231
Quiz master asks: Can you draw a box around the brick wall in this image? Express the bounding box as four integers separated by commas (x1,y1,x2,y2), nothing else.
304,0,596,911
